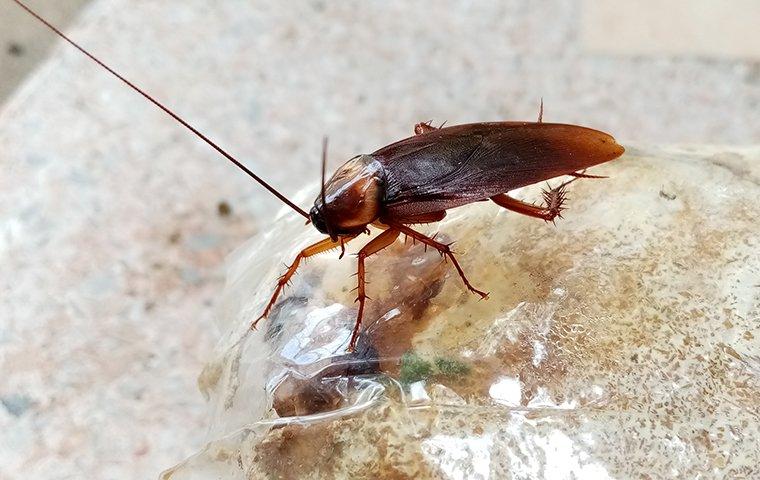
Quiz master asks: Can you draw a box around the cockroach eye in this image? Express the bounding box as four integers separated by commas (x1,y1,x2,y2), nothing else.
309,206,329,235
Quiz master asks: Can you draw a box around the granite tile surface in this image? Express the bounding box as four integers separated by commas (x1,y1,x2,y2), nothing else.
1,1,758,478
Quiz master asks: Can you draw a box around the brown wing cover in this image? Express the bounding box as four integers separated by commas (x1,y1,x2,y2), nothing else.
373,122,624,217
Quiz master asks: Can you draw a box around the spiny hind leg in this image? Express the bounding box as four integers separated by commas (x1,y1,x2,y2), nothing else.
254,235,356,329
491,177,575,224
414,120,447,135
414,121,436,135
389,222,488,299
537,97,544,123
568,169,607,179
350,229,401,351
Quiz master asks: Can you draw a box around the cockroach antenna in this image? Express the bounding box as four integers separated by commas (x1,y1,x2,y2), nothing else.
319,136,337,239
11,0,310,219
320,136,328,208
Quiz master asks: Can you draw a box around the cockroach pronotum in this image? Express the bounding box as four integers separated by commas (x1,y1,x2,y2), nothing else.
13,0,625,351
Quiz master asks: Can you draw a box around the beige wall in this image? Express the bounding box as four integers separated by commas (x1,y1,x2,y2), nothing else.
0,0,91,103
582,0,760,60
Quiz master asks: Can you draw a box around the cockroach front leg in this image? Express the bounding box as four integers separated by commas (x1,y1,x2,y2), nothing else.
254,235,356,328
349,229,401,350
388,222,489,300
491,178,575,223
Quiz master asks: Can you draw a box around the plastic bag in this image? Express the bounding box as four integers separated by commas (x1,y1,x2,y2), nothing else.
162,147,759,479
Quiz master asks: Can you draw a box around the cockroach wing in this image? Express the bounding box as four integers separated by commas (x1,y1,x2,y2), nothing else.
373,122,624,218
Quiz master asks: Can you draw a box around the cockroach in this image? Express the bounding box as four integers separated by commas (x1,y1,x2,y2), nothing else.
14,0,625,351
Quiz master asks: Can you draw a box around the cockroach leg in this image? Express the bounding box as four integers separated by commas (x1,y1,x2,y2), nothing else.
254,235,356,328
537,97,544,123
350,229,401,350
388,222,489,300
414,121,437,135
339,237,347,259
491,193,562,222
414,120,448,135
491,178,575,223
569,169,607,179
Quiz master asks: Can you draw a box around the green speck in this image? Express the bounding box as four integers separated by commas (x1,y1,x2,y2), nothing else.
434,357,471,377
399,351,433,384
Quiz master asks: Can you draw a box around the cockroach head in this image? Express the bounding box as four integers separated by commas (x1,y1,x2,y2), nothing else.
309,205,332,238
310,154,385,240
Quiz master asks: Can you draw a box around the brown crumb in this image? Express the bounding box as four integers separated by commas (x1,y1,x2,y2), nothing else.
7,42,24,57
217,201,232,217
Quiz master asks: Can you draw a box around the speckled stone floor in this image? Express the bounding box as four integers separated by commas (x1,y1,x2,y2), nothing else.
0,1,758,479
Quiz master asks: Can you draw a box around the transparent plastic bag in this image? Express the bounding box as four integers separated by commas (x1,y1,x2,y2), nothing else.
162,147,759,479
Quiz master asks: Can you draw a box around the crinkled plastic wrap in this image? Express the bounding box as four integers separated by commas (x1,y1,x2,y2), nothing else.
162,147,760,479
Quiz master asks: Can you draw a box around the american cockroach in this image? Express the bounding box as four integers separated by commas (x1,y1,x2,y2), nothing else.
14,0,625,351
